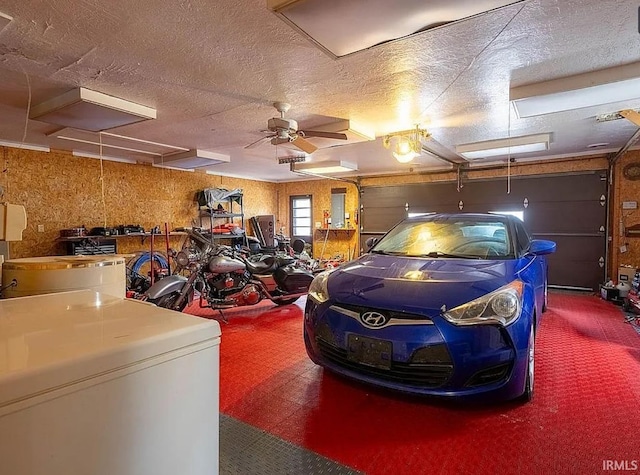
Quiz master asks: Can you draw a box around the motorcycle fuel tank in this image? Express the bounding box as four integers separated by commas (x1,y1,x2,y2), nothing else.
208,255,246,274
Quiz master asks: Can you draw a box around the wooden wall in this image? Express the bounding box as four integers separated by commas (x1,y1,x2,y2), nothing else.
611,149,640,278
277,180,360,262
1,147,278,258
3,144,634,283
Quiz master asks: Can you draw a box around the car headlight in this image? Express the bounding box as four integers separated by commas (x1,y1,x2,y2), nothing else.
308,270,331,303
442,280,524,326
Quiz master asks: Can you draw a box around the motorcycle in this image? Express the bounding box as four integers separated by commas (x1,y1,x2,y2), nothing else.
143,228,315,312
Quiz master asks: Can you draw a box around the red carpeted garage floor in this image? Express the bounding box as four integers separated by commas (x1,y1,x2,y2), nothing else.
187,292,640,474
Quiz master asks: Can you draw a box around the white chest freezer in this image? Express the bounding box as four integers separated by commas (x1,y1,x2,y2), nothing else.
2,255,127,299
0,290,221,475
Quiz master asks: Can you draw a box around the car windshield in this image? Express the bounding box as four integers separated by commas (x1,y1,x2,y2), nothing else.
371,218,513,259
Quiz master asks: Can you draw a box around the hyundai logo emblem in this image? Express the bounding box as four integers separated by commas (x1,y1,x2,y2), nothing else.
360,311,388,328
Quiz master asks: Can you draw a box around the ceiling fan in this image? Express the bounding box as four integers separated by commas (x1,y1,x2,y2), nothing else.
244,102,348,154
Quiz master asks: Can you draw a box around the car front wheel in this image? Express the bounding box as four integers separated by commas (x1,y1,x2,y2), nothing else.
520,324,535,402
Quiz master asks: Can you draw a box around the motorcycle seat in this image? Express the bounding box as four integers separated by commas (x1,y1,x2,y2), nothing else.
245,256,278,274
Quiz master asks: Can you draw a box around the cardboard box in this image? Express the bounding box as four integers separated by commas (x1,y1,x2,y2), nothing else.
618,266,637,283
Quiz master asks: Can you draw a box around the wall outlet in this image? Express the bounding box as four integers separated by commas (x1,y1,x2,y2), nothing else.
315,221,321,228
37,224,45,232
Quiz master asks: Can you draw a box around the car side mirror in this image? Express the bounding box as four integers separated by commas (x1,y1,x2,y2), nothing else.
528,239,556,256
365,237,378,249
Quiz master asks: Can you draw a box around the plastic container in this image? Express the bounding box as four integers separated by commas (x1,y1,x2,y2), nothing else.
616,281,631,298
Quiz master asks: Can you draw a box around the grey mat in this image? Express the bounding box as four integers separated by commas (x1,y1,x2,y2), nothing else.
220,414,361,474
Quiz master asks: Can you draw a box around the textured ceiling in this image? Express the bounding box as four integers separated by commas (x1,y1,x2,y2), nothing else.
0,0,639,181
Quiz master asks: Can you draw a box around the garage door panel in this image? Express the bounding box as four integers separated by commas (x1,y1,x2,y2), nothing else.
361,207,406,233
360,171,607,290
546,258,603,290
506,173,606,201
537,235,605,261
526,202,606,234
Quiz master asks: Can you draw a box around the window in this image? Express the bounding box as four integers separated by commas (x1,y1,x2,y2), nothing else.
291,196,313,252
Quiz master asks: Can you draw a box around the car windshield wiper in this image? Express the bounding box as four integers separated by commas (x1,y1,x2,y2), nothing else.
421,251,481,259
370,250,403,256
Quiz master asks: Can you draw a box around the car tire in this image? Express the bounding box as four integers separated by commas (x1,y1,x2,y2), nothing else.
519,324,535,402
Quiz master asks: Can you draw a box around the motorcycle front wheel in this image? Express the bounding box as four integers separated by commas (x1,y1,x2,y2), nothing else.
149,291,189,312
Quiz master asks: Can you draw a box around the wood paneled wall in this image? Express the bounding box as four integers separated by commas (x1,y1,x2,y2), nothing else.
611,150,640,279
1,147,277,258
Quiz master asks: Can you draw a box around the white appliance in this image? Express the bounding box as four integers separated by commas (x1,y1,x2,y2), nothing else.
0,290,221,475
2,255,127,298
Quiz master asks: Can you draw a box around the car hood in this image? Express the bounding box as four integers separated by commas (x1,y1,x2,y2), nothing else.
327,254,523,314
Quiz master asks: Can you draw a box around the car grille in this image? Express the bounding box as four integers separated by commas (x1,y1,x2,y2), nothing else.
316,338,453,387
335,302,432,322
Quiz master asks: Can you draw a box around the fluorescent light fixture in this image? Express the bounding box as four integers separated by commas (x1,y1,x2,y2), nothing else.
268,0,522,58
510,63,640,118
30,87,156,131
292,160,357,174
153,149,230,169
152,163,195,172
0,139,50,153
456,133,551,160
99,132,189,151
0,11,13,33
57,135,162,156
72,150,136,164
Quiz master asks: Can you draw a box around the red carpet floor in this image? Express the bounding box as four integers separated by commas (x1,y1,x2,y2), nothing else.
187,293,640,474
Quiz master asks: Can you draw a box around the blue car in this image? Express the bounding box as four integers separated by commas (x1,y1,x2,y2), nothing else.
304,213,556,402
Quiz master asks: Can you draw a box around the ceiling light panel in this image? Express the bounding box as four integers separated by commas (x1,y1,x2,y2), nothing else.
456,133,551,160
0,139,50,153
0,11,12,33
50,128,184,158
510,63,640,118
292,160,357,174
153,149,230,169
269,0,522,58
30,88,156,131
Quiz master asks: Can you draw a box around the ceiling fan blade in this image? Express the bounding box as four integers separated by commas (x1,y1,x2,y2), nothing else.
244,135,273,149
291,135,318,154
299,130,348,140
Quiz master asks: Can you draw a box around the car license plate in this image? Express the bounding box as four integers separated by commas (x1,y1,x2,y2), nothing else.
347,334,392,369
